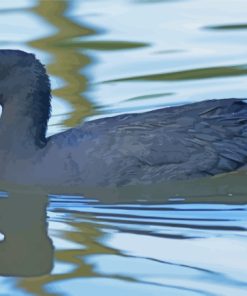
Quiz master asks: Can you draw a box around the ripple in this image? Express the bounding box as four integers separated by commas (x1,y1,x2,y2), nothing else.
205,24,247,31
62,40,149,51
103,64,247,83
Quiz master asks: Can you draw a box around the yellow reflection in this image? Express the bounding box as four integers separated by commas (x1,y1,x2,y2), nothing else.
29,0,95,127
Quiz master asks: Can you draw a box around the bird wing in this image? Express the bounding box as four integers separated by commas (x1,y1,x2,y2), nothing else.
111,99,247,182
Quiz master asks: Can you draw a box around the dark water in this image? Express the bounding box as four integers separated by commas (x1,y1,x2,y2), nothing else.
0,0,247,295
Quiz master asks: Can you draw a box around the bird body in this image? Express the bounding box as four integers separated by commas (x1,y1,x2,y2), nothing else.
0,50,247,187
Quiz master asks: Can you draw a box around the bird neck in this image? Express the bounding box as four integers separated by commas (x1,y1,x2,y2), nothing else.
0,90,51,156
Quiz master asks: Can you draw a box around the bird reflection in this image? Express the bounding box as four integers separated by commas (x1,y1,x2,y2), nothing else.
0,188,53,277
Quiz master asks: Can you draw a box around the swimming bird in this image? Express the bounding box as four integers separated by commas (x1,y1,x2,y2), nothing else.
0,49,247,188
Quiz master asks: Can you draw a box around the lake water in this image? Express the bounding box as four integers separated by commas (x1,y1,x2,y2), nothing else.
0,0,247,295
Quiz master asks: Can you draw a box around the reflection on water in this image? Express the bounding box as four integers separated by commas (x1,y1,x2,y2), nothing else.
104,64,247,82
29,0,96,128
0,0,247,295
0,189,53,277
10,195,247,296
205,24,247,30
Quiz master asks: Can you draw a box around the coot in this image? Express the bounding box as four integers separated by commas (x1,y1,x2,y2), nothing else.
0,50,247,187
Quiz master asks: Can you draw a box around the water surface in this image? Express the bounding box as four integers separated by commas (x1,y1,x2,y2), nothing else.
0,0,247,295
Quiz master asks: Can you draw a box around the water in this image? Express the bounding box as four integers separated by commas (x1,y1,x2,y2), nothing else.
0,0,247,295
